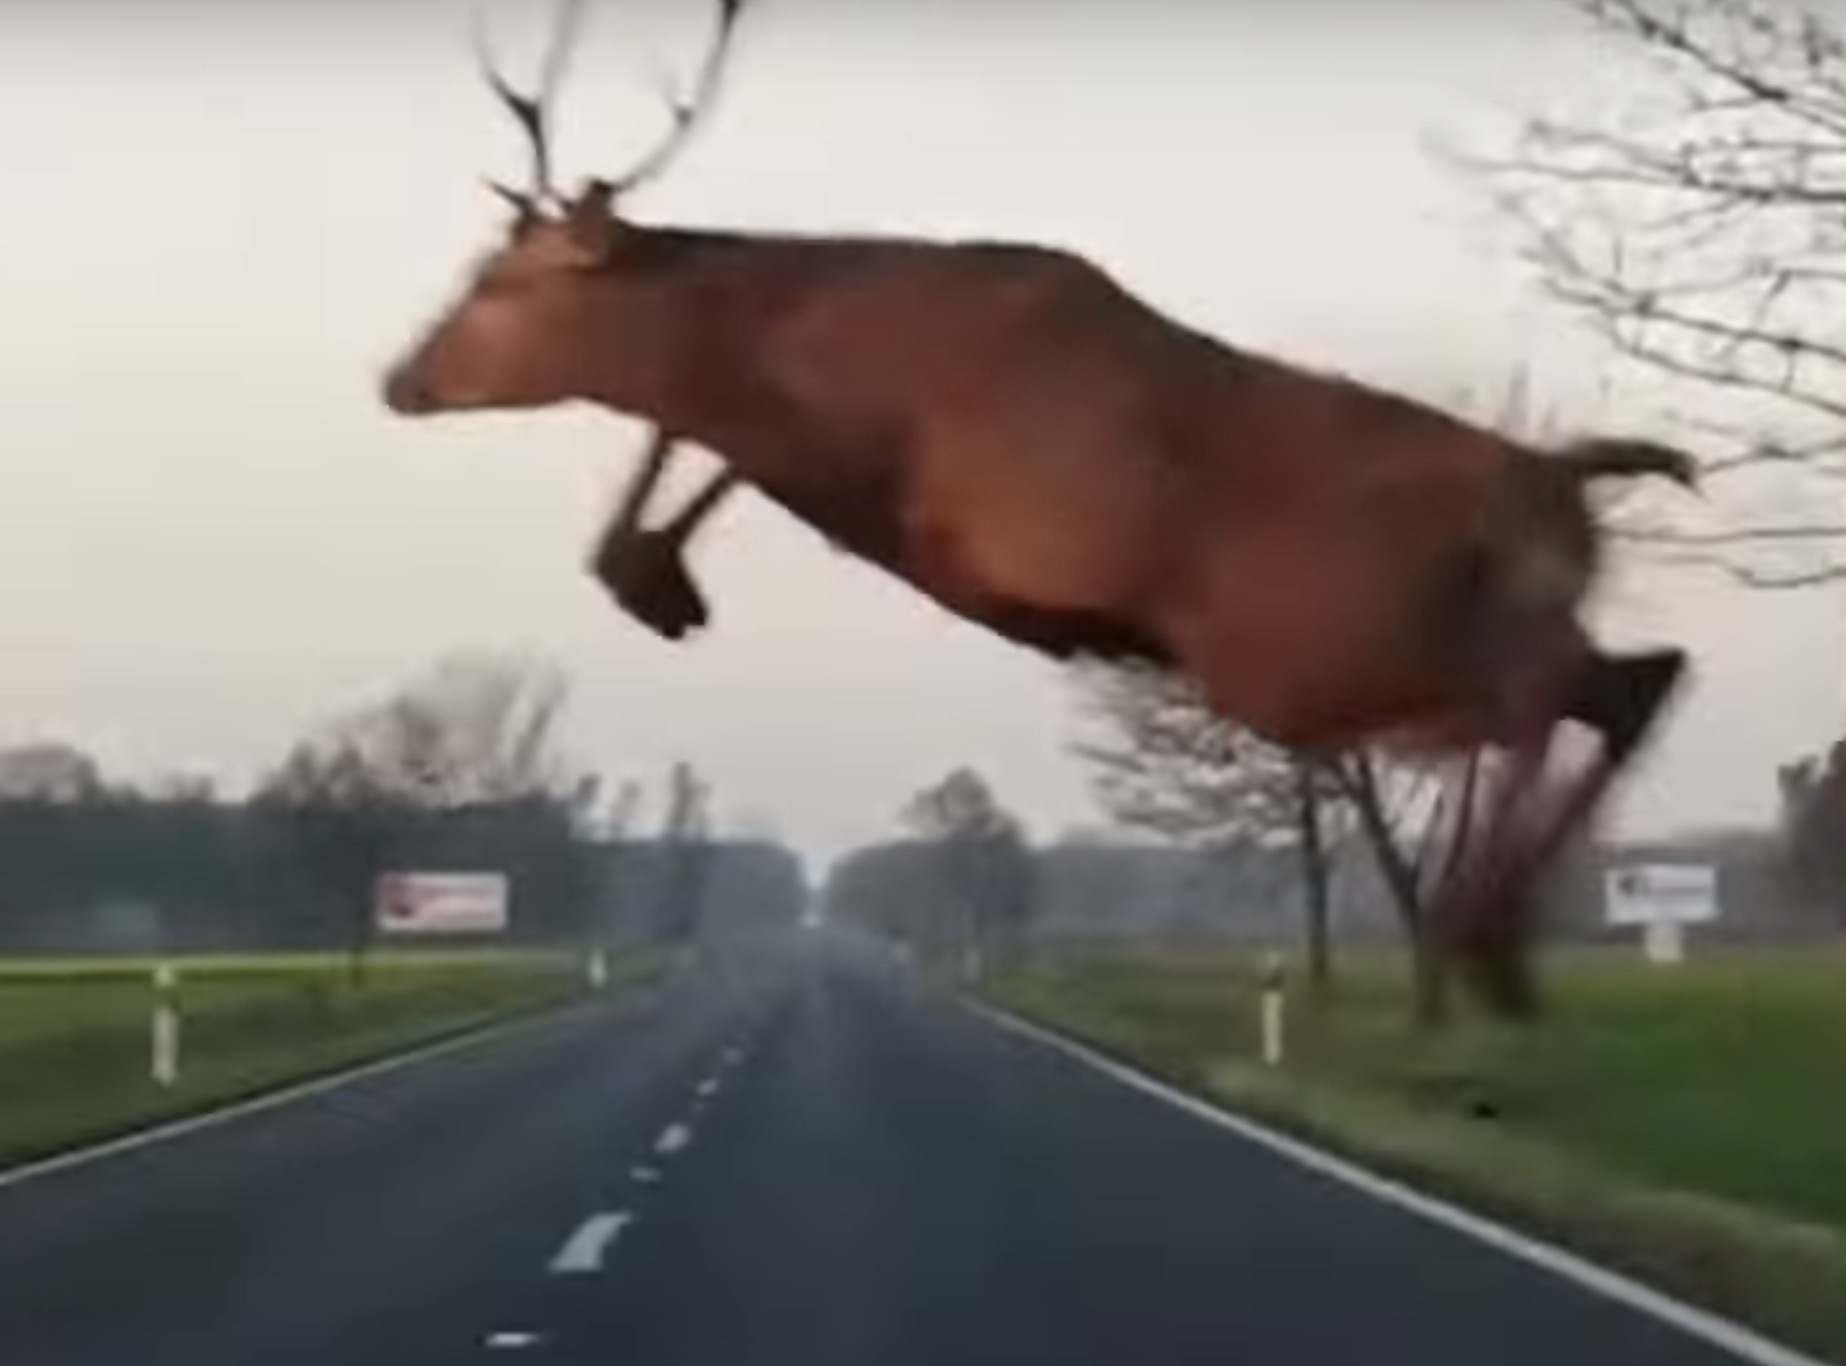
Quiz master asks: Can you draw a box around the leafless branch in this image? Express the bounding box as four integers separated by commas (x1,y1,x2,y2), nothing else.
260,650,584,809
1622,539,1846,586
1446,0,1846,584
1066,660,1319,850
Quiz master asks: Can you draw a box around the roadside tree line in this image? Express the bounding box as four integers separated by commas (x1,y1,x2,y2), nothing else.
0,650,804,962
828,640,1840,1033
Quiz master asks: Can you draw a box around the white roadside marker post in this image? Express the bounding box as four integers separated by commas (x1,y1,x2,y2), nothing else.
1259,950,1286,1068
150,961,180,1088
962,942,985,986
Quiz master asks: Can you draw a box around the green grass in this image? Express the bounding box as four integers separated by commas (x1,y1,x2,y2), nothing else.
0,946,656,1170
982,943,1846,1363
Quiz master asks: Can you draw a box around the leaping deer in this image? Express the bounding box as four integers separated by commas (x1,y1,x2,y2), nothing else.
379,0,1696,1016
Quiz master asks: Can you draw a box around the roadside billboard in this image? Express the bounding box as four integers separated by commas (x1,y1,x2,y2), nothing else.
373,871,510,936
1603,863,1719,927
1602,862,1718,965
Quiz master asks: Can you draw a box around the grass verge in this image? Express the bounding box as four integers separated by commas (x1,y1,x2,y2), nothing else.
0,946,660,1172
982,946,1846,1364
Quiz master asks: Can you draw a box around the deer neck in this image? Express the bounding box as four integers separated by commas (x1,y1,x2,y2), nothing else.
572,227,807,450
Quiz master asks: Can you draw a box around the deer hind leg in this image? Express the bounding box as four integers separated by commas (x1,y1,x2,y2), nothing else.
588,428,742,642
1439,729,1565,1018
1415,611,1587,1019
1505,647,1688,897
1444,647,1688,1017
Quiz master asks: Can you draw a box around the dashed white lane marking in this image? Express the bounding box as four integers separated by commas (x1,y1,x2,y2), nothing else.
631,1164,661,1184
485,1329,544,1349
654,1122,693,1156
548,1211,633,1274
696,1076,722,1099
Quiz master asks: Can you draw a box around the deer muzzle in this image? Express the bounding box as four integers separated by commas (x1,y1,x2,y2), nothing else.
380,360,441,416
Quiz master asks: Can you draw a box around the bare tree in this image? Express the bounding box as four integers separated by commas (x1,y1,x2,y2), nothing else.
1069,660,1470,1023
1778,738,1846,913
1069,660,1343,990
0,742,105,804
1445,0,1846,586
595,777,644,843
654,760,717,947
265,650,590,806
1329,750,1478,1027
1069,660,1311,846
255,649,587,975
344,651,578,808
254,731,399,981
901,767,1035,974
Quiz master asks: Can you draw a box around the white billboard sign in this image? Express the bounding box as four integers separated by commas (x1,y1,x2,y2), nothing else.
1603,863,1718,964
374,871,509,936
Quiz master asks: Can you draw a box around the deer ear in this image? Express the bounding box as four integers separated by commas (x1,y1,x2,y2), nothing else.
565,178,622,263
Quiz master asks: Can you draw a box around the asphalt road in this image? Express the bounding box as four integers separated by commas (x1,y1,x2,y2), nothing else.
0,930,1796,1366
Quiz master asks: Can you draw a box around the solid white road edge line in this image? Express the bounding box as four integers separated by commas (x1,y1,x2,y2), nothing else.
0,992,628,1195
967,999,1829,1366
548,1211,632,1274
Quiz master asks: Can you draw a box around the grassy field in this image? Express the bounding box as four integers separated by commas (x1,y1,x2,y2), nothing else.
0,946,651,1171
983,943,1846,1363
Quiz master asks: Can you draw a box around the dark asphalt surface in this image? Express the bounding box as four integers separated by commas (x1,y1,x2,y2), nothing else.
0,930,1785,1366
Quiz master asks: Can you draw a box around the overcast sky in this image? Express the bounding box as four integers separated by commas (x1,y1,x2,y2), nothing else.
1,0,1840,863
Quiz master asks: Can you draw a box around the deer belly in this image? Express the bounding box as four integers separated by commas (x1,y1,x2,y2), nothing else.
748,455,912,573
905,433,1163,613
1160,536,1479,750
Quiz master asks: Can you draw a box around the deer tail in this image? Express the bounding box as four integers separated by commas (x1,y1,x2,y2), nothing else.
1551,436,1701,494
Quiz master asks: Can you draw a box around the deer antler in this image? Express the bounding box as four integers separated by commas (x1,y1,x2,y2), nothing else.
472,0,592,214
606,0,748,199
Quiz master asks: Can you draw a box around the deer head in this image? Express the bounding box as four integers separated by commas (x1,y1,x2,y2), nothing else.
381,0,748,417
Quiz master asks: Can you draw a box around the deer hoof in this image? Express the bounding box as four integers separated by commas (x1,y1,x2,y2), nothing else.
592,530,712,641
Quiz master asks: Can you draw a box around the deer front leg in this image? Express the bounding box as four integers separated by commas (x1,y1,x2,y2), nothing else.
589,429,743,641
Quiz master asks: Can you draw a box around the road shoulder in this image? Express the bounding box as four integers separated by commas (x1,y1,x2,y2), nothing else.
966,993,1844,1366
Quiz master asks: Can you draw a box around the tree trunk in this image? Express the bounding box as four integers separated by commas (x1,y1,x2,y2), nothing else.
1293,760,1333,997
1410,753,1485,1032
1342,753,1450,1031
1407,925,1449,1030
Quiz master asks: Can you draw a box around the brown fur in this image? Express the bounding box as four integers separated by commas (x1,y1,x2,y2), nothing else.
381,27,1696,1016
